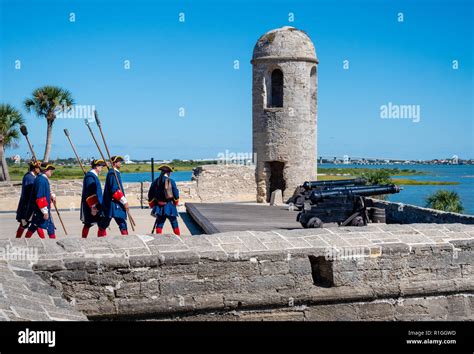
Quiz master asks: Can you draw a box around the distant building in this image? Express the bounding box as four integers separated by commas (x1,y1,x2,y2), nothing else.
124,155,136,164
12,155,21,164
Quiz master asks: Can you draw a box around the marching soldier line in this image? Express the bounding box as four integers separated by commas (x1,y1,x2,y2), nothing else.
14,159,181,239
15,112,180,239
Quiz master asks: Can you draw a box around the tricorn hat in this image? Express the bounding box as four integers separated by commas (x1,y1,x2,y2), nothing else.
158,164,174,173
40,162,55,171
91,159,107,167
111,156,124,163
28,160,41,169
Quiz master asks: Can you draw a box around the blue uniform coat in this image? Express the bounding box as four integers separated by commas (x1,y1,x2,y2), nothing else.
102,169,127,219
80,170,103,224
148,174,179,217
16,171,36,222
29,174,54,229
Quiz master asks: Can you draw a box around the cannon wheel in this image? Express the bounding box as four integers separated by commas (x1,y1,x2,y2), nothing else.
306,217,323,228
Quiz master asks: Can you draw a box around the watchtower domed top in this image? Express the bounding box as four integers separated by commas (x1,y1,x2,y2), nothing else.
252,26,318,63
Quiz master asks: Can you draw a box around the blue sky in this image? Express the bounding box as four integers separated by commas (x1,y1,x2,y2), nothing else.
0,0,473,161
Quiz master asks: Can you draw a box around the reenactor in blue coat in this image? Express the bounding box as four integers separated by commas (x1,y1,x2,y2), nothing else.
99,156,129,236
25,162,57,239
15,161,43,238
148,165,180,235
80,159,107,238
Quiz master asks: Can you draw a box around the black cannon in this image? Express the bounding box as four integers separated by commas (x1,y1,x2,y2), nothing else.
309,184,401,202
297,184,401,228
302,177,367,190
287,178,367,209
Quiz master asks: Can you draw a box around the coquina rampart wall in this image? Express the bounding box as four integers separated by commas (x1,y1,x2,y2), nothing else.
29,224,474,321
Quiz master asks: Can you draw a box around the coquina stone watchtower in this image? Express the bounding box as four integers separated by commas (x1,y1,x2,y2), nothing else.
252,26,318,203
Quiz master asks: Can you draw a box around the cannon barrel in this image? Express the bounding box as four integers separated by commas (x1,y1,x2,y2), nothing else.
303,178,367,190
317,184,388,192
309,184,401,203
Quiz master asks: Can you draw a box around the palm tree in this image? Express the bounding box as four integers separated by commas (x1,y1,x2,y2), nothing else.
360,169,393,185
24,86,74,162
426,190,464,213
0,104,25,181
359,169,393,200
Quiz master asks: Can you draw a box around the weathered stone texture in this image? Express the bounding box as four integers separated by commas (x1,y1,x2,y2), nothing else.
0,260,87,321
2,224,473,321
192,164,256,202
369,198,474,224
28,224,474,320
252,26,318,202
146,294,472,321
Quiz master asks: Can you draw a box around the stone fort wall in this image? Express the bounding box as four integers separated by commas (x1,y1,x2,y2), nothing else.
30,224,474,320
368,198,474,224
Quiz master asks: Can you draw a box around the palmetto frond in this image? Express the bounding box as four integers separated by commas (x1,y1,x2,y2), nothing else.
23,86,75,161
0,103,25,148
426,190,464,213
24,85,75,120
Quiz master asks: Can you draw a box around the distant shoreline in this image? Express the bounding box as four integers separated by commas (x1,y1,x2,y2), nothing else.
5,163,466,186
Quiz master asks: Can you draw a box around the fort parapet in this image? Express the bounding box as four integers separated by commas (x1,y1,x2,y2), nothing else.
8,223,471,321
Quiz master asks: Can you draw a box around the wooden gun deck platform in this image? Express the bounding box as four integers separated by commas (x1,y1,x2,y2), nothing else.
185,202,302,234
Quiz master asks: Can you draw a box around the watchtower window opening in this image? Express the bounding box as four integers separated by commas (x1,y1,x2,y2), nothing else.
270,69,283,108
265,161,286,202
